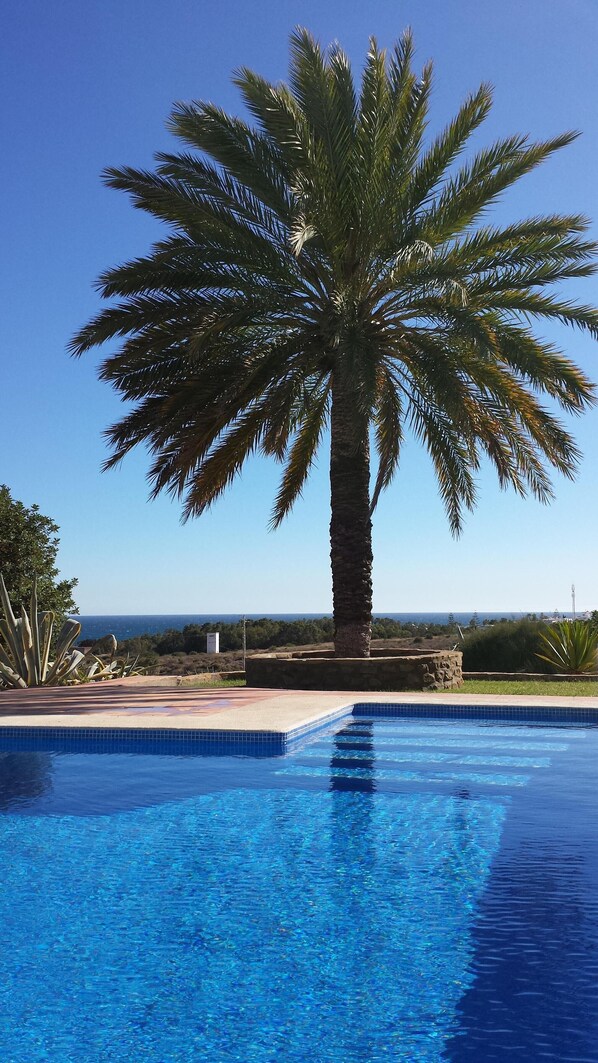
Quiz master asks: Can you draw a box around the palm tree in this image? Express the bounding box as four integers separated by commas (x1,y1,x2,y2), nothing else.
72,29,597,658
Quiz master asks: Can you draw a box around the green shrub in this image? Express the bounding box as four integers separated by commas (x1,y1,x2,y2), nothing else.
462,619,549,673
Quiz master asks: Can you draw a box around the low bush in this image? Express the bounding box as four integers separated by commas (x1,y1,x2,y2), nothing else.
462,619,550,673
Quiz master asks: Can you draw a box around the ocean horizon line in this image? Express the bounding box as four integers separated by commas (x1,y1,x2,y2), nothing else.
74,610,574,644
74,609,561,618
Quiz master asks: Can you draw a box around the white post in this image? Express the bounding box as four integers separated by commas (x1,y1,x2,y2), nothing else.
571,584,576,620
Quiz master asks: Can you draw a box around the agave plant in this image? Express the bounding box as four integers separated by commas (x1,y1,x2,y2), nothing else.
0,574,85,688
76,652,143,683
536,620,598,675
108,653,143,679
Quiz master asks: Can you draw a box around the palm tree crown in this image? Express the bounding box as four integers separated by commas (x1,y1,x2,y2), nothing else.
72,28,597,657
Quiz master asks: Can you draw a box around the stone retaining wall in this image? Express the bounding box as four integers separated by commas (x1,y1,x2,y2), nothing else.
246,650,462,691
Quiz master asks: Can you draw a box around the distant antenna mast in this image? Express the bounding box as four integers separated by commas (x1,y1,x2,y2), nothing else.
571,583,576,620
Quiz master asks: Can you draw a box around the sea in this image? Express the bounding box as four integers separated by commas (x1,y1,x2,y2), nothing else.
73,611,550,643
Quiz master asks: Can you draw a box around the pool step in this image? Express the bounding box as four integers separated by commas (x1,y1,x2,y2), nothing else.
277,763,531,787
298,749,550,769
278,719,576,792
347,722,586,741
318,735,570,753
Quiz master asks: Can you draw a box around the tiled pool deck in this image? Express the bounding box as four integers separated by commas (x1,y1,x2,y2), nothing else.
1,676,598,747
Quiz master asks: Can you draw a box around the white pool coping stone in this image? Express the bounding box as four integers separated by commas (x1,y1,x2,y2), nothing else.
1,680,597,741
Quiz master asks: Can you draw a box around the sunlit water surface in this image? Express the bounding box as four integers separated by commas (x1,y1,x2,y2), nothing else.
1,715,597,1062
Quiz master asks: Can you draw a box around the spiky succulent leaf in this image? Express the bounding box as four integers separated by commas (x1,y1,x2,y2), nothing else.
39,612,54,678
45,648,87,686
52,618,82,662
0,570,115,688
536,620,598,674
29,580,41,686
0,660,27,689
0,574,28,676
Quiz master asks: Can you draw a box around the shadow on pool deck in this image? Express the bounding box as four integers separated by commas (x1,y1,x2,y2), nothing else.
1,679,598,737
0,679,281,718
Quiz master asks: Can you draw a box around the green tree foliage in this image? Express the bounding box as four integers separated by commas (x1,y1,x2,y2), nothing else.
72,29,597,657
116,616,442,659
0,486,77,625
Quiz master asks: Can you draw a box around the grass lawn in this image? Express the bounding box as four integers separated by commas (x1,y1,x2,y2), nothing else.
453,679,598,697
178,676,247,689
179,677,598,696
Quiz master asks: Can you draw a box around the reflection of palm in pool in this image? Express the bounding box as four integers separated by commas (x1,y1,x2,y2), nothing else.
0,752,53,808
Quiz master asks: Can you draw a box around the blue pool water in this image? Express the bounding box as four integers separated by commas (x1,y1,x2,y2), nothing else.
1,713,597,1061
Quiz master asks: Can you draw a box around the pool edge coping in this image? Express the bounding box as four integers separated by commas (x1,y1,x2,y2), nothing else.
1,698,598,753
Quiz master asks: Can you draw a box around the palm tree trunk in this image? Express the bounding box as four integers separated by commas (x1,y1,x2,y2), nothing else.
329,373,373,658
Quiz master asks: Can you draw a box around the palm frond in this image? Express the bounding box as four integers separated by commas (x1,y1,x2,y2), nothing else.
370,367,404,513
270,381,330,527
72,26,597,540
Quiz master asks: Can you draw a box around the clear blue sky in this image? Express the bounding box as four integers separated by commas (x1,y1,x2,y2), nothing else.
1,0,597,615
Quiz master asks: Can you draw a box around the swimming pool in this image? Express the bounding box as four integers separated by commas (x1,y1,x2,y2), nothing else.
1,708,597,1061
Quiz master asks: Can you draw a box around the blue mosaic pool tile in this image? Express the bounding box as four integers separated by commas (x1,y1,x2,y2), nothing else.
0,726,290,757
0,700,596,755
351,702,598,724
0,704,354,755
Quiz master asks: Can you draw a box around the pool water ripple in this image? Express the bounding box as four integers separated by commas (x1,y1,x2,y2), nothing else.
0,713,597,1061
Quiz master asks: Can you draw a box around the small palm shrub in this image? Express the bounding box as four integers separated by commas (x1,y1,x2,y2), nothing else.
536,620,598,674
